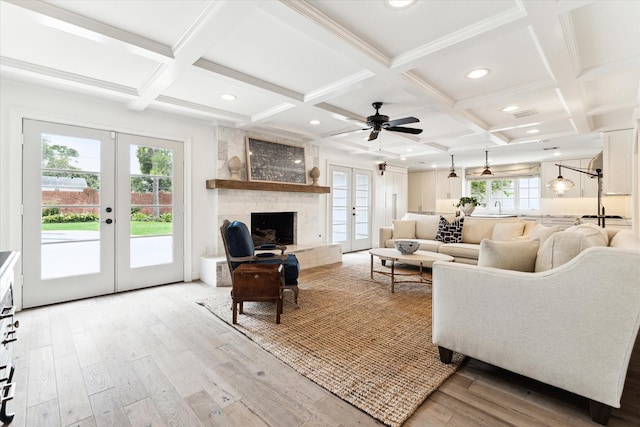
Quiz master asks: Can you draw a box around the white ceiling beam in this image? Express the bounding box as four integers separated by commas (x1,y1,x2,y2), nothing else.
153,95,251,122
522,2,592,133
5,0,173,63
0,56,138,97
453,79,557,110
129,0,252,111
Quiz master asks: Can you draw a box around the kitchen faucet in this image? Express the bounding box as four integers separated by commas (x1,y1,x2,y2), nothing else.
494,200,502,216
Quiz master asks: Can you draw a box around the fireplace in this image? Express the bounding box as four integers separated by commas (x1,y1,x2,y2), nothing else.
251,212,296,245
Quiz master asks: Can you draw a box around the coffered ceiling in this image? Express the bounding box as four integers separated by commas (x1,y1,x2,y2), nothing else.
1,0,638,170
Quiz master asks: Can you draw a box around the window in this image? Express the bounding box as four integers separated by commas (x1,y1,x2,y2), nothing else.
469,177,540,210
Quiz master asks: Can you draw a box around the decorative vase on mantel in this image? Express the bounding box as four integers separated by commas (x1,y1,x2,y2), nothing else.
309,167,320,186
460,203,476,216
227,156,242,180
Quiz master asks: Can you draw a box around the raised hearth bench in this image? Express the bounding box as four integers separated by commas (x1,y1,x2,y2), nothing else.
201,243,342,287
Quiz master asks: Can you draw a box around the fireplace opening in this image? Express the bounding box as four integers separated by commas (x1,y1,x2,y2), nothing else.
251,212,296,245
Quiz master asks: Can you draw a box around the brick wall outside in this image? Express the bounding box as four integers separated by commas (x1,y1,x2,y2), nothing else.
42,188,172,215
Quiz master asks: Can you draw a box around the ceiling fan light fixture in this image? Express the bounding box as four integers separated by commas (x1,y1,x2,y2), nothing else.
466,68,490,79
481,150,493,175
448,154,458,178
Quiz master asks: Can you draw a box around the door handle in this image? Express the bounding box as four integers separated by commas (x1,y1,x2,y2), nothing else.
106,207,113,213
105,219,113,224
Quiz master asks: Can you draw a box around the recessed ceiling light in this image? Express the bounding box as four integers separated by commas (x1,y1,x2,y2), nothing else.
400,157,407,161
220,94,236,101
466,68,490,79
502,105,520,112
431,163,437,168
553,151,561,156
309,119,320,125
405,148,413,152
387,0,415,8
526,129,540,134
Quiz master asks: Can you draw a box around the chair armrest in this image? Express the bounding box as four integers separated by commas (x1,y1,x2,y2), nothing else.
379,227,393,247
432,247,640,408
255,244,286,254
229,254,287,263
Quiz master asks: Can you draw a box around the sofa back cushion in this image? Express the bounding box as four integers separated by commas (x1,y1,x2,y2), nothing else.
527,223,560,245
609,229,640,250
491,222,525,241
478,239,540,272
403,213,441,239
392,219,416,239
461,217,520,244
534,226,609,272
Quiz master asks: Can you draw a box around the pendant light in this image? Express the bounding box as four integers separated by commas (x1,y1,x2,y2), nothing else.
546,164,575,195
481,150,493,176
447,155,458,178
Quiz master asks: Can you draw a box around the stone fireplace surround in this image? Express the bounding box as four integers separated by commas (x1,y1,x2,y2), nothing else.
202,127,341,286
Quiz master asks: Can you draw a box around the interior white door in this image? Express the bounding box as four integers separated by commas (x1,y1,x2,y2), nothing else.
330,166,372,253
22,120,184,308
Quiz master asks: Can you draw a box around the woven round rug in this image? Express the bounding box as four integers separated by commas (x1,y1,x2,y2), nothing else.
197,262,463,427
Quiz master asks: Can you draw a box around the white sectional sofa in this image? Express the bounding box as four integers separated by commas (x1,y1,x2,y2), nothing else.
379,212,538,265
432,226,640,425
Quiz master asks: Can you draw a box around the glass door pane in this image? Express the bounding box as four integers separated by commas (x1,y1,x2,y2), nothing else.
129,144,174,268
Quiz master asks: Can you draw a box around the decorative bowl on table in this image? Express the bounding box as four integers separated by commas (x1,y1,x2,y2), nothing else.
394,240,420,254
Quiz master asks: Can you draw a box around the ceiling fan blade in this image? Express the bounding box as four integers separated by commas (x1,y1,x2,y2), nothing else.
386,126,423,135
385,116,419,127
368,129,380,141
331,128,369,137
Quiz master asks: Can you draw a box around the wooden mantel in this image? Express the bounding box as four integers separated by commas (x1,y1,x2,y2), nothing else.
206,179,330,194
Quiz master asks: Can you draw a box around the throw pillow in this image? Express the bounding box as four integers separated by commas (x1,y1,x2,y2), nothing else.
534,229,608,272
392,220,416,239
435,216,464,243
478,239,540,272
491,222,525,241
564,223,609,246
527,224,560,245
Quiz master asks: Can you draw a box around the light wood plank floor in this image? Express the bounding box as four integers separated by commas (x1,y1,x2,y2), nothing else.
7,253,639,427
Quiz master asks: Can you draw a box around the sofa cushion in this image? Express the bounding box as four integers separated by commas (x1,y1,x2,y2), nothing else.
435,216,464,243
404,213,441,240
491,222,525,241
461,217,520,244
437,243,479,260
478,239,540,272
527,223,560,245
610,230,640,250
534,229,608,272
392,219,416,239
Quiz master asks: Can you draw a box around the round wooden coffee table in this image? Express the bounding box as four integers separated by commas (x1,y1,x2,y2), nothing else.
369,248,454,293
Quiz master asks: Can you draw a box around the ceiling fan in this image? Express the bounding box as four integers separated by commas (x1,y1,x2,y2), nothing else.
363,102,423,141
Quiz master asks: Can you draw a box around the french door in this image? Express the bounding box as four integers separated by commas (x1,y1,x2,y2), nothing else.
22,119,183,308
330,166,372,253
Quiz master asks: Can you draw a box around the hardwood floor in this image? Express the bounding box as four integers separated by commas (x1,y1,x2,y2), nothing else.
7,253,639,427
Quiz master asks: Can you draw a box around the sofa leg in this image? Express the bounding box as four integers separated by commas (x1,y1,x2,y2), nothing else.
438,346,453,364
589,400,612,425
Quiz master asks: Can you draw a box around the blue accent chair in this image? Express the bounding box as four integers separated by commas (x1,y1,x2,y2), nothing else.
221,219,300,305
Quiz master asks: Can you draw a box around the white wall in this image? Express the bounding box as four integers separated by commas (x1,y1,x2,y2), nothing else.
0,79,217,303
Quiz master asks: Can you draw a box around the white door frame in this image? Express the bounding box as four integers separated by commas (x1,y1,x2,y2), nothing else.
8,108,191,309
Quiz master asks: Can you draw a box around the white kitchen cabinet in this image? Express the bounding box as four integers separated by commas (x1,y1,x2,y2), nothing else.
436,170,462,200
408,171,437,212
602,129,633,195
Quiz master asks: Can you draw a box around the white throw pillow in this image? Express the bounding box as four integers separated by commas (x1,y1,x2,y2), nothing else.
534,229,608,272
478,239,540,272
392,220,416,239
491,222,525,241
565,223,609,246
528,224,560,245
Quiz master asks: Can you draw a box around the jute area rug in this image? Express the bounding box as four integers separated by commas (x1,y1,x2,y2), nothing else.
196,262,464,427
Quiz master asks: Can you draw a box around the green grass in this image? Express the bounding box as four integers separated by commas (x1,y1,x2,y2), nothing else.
42,221,172,236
